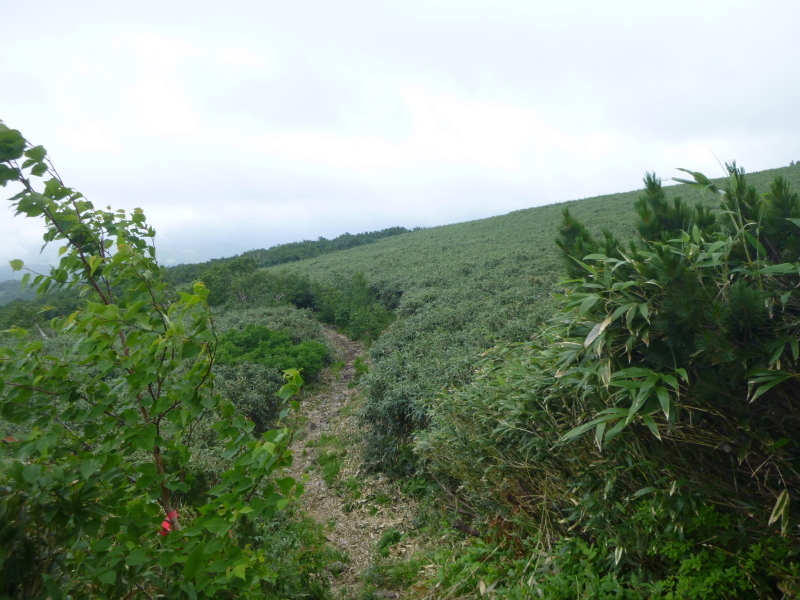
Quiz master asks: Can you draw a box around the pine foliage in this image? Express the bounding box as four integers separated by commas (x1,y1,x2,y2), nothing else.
419,164,800,598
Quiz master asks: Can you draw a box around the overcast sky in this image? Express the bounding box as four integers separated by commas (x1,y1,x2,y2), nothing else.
2,0,799,279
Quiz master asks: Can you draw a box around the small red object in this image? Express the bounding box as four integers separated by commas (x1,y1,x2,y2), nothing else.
159,510,178,536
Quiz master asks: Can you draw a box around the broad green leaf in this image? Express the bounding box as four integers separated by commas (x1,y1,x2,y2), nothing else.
203,516,230,535
603,418,629,443
612,367,654,379
232,563,247,580
125,548,149,566
611,302,637,321
184,543,205,580
276,476,295,496
638,303,649,321
24,145,47,162
30,162,48,177
80,459,101,480
0,164,20,186
744,231,767,257
181,584,198,600
0,126,26,161
98,570,116,585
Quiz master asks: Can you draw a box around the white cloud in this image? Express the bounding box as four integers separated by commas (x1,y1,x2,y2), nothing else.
2,0,799,277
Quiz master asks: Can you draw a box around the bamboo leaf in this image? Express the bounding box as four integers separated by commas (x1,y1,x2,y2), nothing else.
744,231,767,257
595,421,606,450
641,414,661,440
656,387,671,420
632,486,657,499
613,367,654,379
561,412,625,441
749,373,790,402
759,263,797,274
768,489,790,535
611,302,637,321
579,294,601,315
584,315,613,348
603,418,629,443
638,303,649,322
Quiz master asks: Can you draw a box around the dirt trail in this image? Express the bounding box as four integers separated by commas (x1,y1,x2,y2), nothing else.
287,328,420,598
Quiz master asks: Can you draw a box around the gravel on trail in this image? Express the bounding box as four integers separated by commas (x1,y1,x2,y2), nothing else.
285,328,422,598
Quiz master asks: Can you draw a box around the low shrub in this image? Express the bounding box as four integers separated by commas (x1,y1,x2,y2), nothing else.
217,324,328,379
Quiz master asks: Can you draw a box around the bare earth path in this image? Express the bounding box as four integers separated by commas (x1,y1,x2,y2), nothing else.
286,328,421,598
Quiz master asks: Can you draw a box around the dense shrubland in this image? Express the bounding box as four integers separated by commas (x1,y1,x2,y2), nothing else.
417,166,800,598
0,124,339,599
269,166,800,487
165,226,416,288
5,115,800,598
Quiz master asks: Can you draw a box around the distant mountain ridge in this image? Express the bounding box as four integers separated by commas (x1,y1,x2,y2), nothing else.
165,226,418,286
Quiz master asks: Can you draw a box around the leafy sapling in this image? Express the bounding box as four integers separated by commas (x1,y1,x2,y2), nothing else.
0,122,304,599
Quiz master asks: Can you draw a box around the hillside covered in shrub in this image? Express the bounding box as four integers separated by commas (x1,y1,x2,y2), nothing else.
180,162,800,597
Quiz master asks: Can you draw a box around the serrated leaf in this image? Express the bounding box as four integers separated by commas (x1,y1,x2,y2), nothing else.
30,162,48,177
24,145,47,162
204,516,230,535
125,548,149,566
98,570,116,585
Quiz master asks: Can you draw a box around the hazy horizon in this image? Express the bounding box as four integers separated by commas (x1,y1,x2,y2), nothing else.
3,0,799,279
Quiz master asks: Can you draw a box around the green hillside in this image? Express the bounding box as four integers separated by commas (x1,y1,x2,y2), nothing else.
5,138,800,598
270,163,800,469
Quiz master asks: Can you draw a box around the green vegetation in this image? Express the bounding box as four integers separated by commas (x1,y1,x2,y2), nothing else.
0,280,35,305
416,165,800,597
0,124,322,599
166,226,417,287
6,115,800,598
216,324,328,377
237,509,347,599
376,528,402,557
272,164,800,473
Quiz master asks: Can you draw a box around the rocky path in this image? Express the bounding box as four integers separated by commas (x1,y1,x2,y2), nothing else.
286,328,420,598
